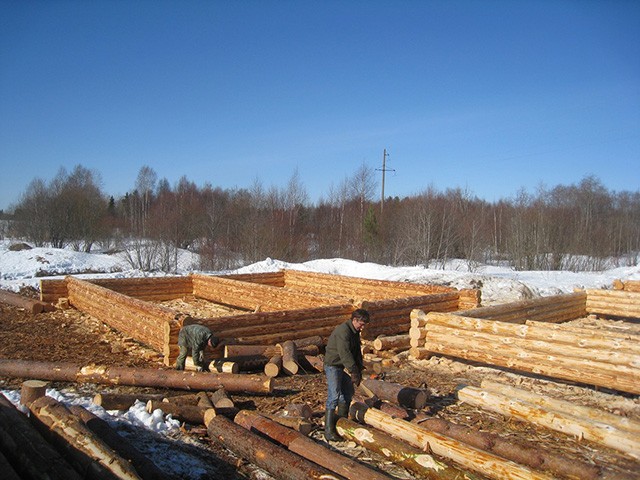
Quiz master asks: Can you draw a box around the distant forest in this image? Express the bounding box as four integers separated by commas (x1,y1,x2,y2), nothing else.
3,164,639,272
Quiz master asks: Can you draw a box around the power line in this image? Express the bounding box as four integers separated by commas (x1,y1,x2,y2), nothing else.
376,148,395,215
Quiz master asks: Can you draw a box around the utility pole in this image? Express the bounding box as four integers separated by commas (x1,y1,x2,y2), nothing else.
376,148,395,215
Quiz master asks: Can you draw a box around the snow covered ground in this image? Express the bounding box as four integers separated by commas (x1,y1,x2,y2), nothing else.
1,239,639,477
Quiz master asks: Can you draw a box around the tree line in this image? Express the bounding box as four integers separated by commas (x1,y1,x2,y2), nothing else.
5,164,640,272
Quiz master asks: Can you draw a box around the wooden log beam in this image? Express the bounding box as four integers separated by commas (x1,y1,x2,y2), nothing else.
20,379,48,406
350,402,555,480
0,358,273,394
0,290,53,314
373,334,411,352
613,279,640,292
206,414,344,480
279,340,299,375
0,392,82,480
69,404,170,480
411,405,604,480
458,383,640,460
360,378,428,409
147,400,209,425
234,410,392,480
455,292,587,323
336,417,476,480
93,393,166,411
29,395,143,480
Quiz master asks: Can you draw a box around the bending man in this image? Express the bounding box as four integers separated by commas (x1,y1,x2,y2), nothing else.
323,308,370,441
175,324,220,372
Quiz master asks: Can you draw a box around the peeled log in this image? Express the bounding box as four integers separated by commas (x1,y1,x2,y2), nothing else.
336,417,475,480
234,410,391,480
373,334,411,352
69,405,170,480
458,384,640,460
0,358,273,394
0,393,82,480
207,414,343,480
360,378,428,409
350,402,554,480
265,355,283,377
29,395,143,480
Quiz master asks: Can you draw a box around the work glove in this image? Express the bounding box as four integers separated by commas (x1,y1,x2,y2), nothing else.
350,369,362,387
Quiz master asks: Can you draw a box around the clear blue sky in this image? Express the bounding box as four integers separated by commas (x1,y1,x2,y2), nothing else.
1,0,639,211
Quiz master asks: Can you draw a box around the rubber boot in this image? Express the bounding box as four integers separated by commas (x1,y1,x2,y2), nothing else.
337,402,349,419
324,408,340,442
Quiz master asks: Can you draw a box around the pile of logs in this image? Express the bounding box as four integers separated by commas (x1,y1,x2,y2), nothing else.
613,279,640,292
181,335,326,378
410,310,640,395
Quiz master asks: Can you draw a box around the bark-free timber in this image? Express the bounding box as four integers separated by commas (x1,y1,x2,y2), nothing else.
360,378,428,409
207,414,343,480
29,396,143,480
350,402,555,480
0,392,82,480
69,404,170,480
455,292,587,323
372,334,411,352
0,290,54,314
234,410,391,480
613,279,640,293
458,383,640,460
336,417,476,480
279,340,299,375
0,358,273,394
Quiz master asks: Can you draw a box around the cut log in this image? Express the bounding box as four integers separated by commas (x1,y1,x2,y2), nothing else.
372,334,411,351
481,379,640,435
0,358,273,394
147,400,208,425
235,410,391,480
278,340,299,375
262,413,314,435
458,383,640,460
264,354,283,377
0,290,54,313
282,403,314,420
209,388,235,409
20,379,48,406
0,392,82,480
29,395,143,480
93,393,166,411
360,378,428,409
69,404,170,480
161,393,200,406
196,391,214,409
303,354,324,373
207,414,343,480
336,417,476,480
350,402,555,480
224,337,323,358
410,405,603,480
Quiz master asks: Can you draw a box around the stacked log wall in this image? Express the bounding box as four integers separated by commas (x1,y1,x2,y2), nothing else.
613,279,640,293
66,277,188,355
455,292,587,324
218,271,286,287
415,311,640,395
191,273,339,311
41,276,193,304
585,289,640,319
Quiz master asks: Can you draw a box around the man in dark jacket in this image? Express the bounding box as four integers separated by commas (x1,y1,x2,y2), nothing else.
175,324,220,372
323,308,370,441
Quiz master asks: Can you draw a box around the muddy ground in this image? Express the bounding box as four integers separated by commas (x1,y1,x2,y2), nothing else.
1,292,639,479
